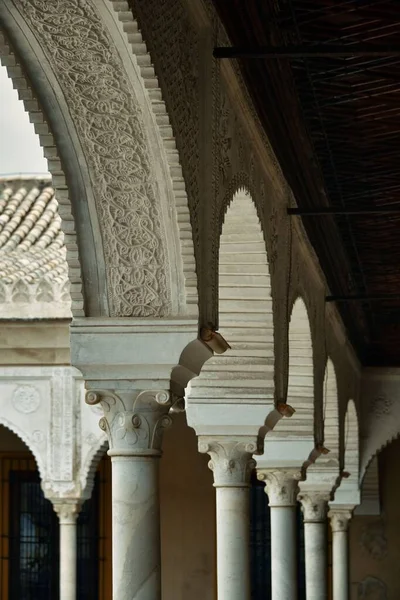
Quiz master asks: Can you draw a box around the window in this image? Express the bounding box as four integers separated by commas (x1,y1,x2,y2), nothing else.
3,462,101,599
9,471,59,600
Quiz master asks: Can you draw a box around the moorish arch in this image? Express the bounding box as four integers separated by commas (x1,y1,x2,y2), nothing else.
322,358,340,462
343,400,359,487
268,296,314,440
0,419,45,479
188,188,275,425
0,0,197,318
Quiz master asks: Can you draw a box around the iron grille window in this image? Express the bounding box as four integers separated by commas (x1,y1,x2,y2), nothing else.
250,475,306,599
77,473,100,599
9,471,59,600
8,469,100,600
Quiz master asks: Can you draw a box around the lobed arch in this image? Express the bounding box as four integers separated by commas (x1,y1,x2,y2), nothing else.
0,418,45,481
188,188,275,427
80,437,109,501
0,0,197,318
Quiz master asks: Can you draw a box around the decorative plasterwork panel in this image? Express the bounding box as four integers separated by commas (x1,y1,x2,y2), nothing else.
0,366,106,501
7,0,197,317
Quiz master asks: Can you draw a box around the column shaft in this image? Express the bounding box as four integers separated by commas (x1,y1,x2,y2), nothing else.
111,455,161,600
304,521,328,600
332,529,348,600
54,504,80,600
60,520,77,600
216,487,250,600
258,468,301,600
270,506,298,600
85,389,172,600
329,509,352,600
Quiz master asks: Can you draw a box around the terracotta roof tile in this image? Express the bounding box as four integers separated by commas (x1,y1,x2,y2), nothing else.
0,176,68,284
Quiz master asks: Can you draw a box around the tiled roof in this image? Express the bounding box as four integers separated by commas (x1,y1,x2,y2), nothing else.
0,176,71,318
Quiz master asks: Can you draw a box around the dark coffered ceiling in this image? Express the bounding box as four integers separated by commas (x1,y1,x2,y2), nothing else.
212,0,400,366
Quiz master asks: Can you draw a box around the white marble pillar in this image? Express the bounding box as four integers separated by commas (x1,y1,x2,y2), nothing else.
258,469,301,600
54,502,80,600
328,509,352,600
199,437,256,600
299,492,330,600
86,389,172,600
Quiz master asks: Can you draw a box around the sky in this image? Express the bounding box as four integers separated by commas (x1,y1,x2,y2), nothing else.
0,64,49,176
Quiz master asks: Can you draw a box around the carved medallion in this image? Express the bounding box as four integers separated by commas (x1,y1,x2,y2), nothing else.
12,386,41,414
360,520,388,560
31,430,45,445
358,576,387,600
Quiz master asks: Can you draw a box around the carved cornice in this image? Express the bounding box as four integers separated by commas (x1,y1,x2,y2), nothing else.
258,468,302,507
198,437,256,487
299,491,331,522
328,508,353,532
86,389,172,456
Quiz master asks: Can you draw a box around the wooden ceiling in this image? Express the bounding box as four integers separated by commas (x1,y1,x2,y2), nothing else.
213,0,400,366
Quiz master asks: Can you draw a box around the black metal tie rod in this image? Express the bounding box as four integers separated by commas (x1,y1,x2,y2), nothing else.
326,294,400,303
288,206,400,216
214,45,400,59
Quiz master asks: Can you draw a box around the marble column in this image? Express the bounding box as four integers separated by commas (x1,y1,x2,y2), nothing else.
328,509,352,600
54,502,80,600
86,389,172,600
199,438,256,600
299,492,330,600
258,469,301,600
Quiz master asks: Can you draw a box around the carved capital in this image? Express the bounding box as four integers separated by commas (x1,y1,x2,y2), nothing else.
53,501,81,525
299,491,331,522
258,469,302,507
198,437,256,487
85,389,172,456
328,508,353,532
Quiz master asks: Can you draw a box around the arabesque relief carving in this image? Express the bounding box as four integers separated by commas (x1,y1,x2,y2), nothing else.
17,0,171,316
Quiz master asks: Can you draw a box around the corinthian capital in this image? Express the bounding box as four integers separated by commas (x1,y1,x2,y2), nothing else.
53,501,81,525
257,469,302,507
298,491,331,522
198,436,257,487
328,508,353,532
85,389,172,456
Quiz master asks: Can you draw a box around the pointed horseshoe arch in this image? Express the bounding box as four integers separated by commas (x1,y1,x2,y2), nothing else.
344,400,359,482
189,189,274,415
323,358,340,460
0,0,197,317
273,297,314,438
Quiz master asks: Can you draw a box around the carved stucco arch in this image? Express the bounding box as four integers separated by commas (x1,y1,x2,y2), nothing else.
0,0,197,318
189,188,275,424
0,418,45,480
